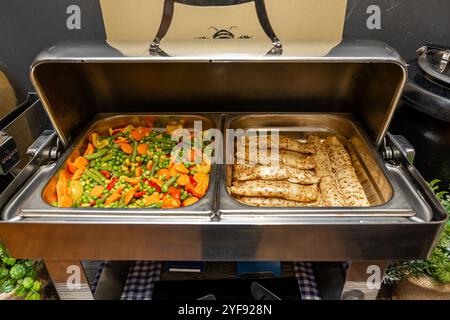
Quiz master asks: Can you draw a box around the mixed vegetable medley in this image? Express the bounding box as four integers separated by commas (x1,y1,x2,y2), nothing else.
51,121,211,209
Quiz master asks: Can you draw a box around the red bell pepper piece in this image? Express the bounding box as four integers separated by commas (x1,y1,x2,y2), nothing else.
100,170,110,179
149,181,161,192
89,200,96,207
134,190,146,198
189,175,197,186
106,177,118,191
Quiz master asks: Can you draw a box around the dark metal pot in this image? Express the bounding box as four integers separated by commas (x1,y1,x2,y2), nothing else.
391,44,450,187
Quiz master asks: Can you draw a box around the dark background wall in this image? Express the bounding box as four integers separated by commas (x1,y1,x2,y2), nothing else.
1,0,449,96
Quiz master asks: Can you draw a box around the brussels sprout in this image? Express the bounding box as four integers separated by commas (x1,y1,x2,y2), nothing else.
32,280,41,291
22,277,34,289
0,267,8,278
2,257,16,266
1,278,16,293
10,264,26,279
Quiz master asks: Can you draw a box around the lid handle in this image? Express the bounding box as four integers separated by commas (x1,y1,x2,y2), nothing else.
149,0,282,55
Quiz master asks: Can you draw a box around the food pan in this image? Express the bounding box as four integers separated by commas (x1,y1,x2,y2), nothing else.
2,113,220,220
218,113,432,219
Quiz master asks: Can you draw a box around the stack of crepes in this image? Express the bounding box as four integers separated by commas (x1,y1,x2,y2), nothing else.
229,134,370,207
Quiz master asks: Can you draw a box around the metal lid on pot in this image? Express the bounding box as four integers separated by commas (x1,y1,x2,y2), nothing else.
402,44,450,122
417,44,450,86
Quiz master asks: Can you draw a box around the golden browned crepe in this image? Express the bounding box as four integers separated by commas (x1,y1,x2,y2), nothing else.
334,167,370,206
324,136,353,173
234,164,319,185
235,149,316,169
236,196,322,207
229,180,319,202
236,134,315,157
307,135,347,206
324,136,370,206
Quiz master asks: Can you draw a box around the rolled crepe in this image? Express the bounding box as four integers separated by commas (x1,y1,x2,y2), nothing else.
234,164,319,185
319,176,347,207
236,196,322,207
324,136,353,172
236,134,315,155
307,136,333,178
229,180,319,202
334,167,370,206
235,149,316,170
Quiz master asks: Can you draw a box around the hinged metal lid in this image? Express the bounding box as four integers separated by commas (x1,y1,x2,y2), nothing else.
30,40,406,147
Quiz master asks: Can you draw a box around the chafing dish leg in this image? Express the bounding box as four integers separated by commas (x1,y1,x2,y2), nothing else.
340,261,388,300
45,260,94,300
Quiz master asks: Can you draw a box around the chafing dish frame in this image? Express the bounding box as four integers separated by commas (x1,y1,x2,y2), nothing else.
0,41,447,299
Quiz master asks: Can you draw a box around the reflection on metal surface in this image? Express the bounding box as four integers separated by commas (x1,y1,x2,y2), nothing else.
149,0,282,56
0,70,17,121
100,0,347,57
30,40,406,148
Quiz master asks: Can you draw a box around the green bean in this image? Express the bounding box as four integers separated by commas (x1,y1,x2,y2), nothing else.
149,160,158,177
85,149,109,160
91,169,106,181
85,170,104,185
101,153,114,162
146,202,158,208
161,176,177,193
148,136,176,145
97,193,110,204
130,141,138,163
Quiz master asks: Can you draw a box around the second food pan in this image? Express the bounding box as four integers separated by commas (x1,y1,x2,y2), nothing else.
2,113,220,219
218,113,433,219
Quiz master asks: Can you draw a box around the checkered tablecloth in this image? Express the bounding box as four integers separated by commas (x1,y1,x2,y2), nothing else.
91,261,322,300
120,261,162,300
293,262,321,300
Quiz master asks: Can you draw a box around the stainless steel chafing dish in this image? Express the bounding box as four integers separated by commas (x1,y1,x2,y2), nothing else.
0,40,447,300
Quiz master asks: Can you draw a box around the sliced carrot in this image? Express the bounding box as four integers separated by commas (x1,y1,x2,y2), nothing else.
56,170,71,206
192,179,209,198
176,174,189,186
137,143,149,155
147,161,153,170
72,168,85,180
135,167,143,177
183,197,199,207
124,177,140,185
114,137,128,144
193,172,209,184
131,130,143,141
74,156,88,169
105,193,121,206
137,127,151,136
59,195,73,208
162,197,181,209
120,143,133,154
150,177,164,187
145,192,162,206
90,185,104,198
67,161,77,174
157,169,171,180
170,166,178,178
115,185,125,195
123,188,136,205
173,163,189,174
84,143,95,156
